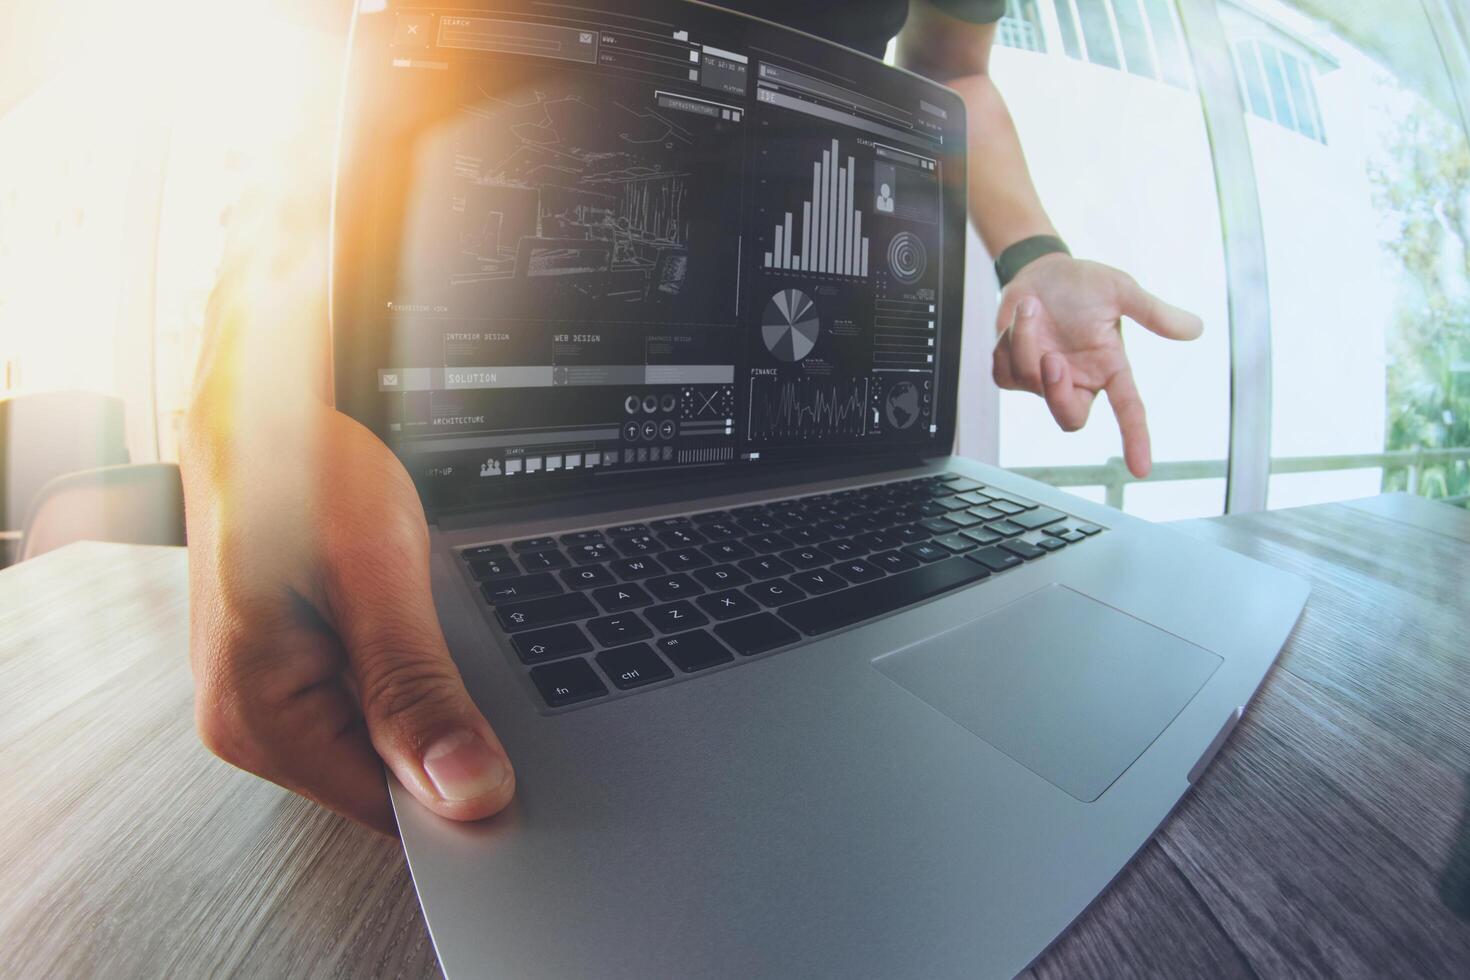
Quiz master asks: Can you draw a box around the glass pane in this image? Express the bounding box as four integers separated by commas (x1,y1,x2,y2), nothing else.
1142,0,1191,88
986,0,1232,520
1258,43,1299,131
1112,0,1158,80
1281,54,1320,140
1053,0,1084,60
1235,41,1274,118
1075,0,1122,69
1223,1,1470,509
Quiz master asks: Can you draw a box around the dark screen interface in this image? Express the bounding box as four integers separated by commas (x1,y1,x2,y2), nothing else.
353,1,961,491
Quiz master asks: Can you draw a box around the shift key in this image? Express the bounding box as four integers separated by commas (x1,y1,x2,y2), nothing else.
496,591,596,632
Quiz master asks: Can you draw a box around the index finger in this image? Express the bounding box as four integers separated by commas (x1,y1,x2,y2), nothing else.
1104,367,1152,479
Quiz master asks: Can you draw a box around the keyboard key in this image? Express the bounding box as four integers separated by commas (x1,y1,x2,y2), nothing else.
702,539,755,562
693,564,752,589
713,613,800,656
661,546,712,570
959,526,1003,546
569,541,615,564
647,573,703,601
918,516,959,535
591,582,653,613
700,521,741,540
560,565,615,590
853,530,899,552
989,495,1038,512
1076,523,1103,535
692,510,734,524
831,558,884,583
744,531,792,552
936,496,973,512
739,555,795,580
782,526,828,546
780,546,831,569
519,549,570,572
512,623,592,665
737,515,781,534
940,510,985,528
513,536,558,552
988,520,1025,537
901,541,949,563
645,600,710,633
944,478,983,493
871,550,922,573
967,546,1023,573
650,516,692,531
530,658,607,707
952,491,991,506
1000,538,1046,561
781,556,989,636
468,556,519,582
745,578,808,607
614,534,660,556
1012,507,1067,531
824,538,862,560
1036,537,1067,552
481,573,561,605
605,522,650,538
587,612,653,646
967,504,1008,522
892,524,931,544
560,529,605,546
789,568,847,595
933,533,976,553
816,519,859,538
462,543,508,561
696,589,762,620
915,502,951,518
1055,528,1086,543
658,630,735,672
596,643,673,690
657,527,705,548
610,556,665,580
497,591,597,632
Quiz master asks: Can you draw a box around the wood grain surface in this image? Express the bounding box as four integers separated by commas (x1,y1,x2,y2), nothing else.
2,494,1468,978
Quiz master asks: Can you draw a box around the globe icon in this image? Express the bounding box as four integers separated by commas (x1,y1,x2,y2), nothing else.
884,381,921,430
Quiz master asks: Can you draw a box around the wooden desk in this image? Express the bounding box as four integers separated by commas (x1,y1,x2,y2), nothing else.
2,495,1468,976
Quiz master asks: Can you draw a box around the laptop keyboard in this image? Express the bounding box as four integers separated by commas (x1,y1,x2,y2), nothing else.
458,472,1104,710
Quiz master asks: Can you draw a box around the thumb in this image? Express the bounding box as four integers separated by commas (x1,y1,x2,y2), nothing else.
1116,274,1203,341
327,549,515,822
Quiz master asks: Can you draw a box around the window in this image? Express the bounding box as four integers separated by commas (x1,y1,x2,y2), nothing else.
1050,0,1192,88
1233,38,1326,143
997,0,1047,53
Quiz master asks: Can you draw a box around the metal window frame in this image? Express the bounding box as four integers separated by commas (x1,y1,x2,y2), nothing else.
1176,0,1273,512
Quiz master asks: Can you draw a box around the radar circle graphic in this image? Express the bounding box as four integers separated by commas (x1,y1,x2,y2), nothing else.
761,288,820,362
884,381,921,430
886,232,927,284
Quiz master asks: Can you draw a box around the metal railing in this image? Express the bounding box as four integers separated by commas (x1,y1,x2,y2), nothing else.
1012,447,1470,510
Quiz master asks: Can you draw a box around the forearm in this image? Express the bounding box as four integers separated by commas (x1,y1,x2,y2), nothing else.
946,72,1057,259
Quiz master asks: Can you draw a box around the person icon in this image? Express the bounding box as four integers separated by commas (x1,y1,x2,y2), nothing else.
876,181,894,213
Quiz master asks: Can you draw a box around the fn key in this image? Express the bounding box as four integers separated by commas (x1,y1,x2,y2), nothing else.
529,658,607,707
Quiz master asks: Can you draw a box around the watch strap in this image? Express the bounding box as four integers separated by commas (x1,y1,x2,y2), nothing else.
994,235,1070,287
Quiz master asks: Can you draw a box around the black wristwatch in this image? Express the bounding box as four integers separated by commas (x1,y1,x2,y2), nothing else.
994,235,1071,287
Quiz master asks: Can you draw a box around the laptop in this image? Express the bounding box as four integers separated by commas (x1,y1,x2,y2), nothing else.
330,2,1309,976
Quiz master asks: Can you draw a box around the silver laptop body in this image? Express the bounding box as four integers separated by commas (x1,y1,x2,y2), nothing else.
331,3,1309,977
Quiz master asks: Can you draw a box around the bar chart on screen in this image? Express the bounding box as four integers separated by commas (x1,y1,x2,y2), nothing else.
762,138,870,278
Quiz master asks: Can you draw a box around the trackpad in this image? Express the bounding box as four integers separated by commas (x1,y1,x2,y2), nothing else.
872,585,1221,802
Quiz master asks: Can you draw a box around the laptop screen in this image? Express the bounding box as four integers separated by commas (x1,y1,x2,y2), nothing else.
332,0,967,513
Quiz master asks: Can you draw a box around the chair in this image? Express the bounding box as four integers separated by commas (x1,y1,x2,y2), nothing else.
18,463,185,561
1,390,130,537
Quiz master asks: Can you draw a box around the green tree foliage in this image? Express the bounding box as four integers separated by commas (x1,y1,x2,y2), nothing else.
1370,103,1470,504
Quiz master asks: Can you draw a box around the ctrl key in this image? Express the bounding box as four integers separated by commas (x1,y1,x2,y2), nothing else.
595,643,674,690
530,658,607,708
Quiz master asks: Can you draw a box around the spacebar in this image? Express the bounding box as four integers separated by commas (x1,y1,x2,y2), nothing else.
779,557,989,636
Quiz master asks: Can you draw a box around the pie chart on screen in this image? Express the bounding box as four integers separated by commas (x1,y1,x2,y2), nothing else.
761,288,820,362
